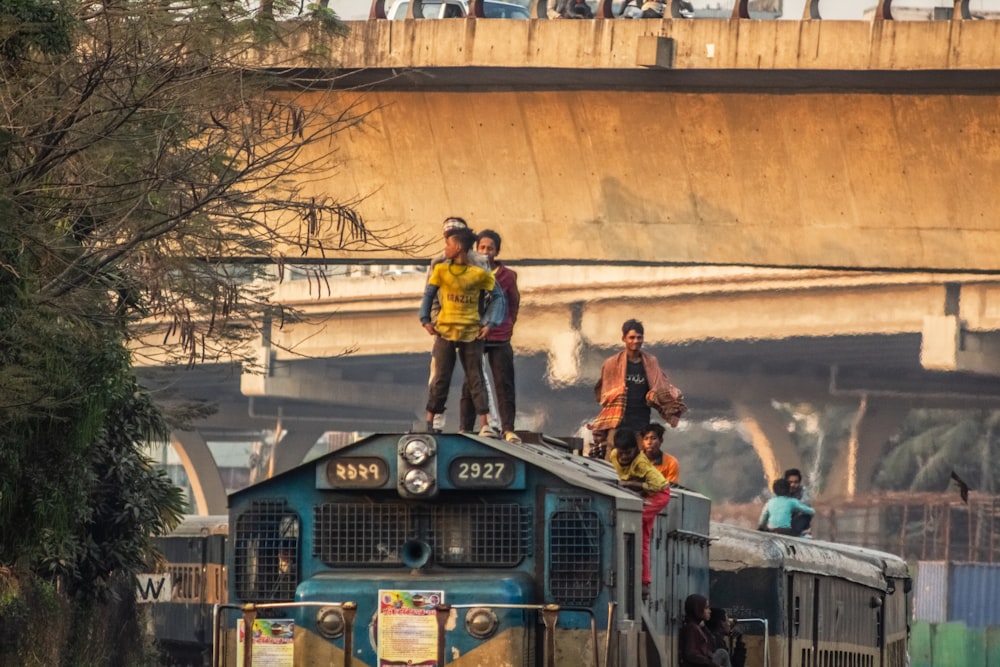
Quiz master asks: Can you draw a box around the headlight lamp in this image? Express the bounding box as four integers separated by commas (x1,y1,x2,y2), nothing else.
402,468,434,495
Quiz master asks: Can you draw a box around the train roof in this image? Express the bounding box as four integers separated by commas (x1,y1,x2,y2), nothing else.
709,522,909,591
163,514,230,537
228,431,710,521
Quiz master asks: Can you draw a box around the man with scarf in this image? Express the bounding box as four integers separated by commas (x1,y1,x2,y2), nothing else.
588,319,686,459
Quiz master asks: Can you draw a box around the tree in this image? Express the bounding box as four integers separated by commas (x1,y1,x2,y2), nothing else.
1,0,423,596
875,409,1000,495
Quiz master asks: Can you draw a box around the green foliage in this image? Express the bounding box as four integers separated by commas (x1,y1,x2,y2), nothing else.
0,0,73,61
0,568,157,666
0,0,424,608
876,409,1000,494
0,0,427,601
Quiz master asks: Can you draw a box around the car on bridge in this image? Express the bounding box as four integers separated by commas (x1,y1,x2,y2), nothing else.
387,0,530,18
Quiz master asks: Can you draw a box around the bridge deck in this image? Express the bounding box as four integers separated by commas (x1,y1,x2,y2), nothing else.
265,18,1000,80
253,19,1000,271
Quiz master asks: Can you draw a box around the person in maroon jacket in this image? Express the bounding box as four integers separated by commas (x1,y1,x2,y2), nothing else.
459,229,521,444
679,594,717,667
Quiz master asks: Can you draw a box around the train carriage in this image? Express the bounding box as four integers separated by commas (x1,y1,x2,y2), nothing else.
149,515,229,666
708,523,912,667
216,431,712,667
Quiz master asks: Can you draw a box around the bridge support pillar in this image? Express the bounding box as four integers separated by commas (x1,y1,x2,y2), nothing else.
826,396,909,498
922,315,1000,376
732,400,801,486
170,430,228,515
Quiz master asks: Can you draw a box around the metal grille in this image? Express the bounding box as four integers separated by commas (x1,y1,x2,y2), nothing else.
313,502,530,568
314,503,411,566
233,501,299,602
167,564,202,602
549,504,601,605
431,504,530,566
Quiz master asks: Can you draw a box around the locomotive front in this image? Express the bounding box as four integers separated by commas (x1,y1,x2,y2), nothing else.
220,432,641,667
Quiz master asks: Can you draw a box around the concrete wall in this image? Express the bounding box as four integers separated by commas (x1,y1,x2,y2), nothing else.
283,86,1000,270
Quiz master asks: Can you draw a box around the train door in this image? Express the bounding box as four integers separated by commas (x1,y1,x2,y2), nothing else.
786,574,818,667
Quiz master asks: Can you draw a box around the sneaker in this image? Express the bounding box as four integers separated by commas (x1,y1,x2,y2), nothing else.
503,431,523,445
432,413,446,431
479,424,500,438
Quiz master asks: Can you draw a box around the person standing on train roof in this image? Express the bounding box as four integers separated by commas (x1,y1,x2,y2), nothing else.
420,226,505,437
639,422,680,484
425,217,505,432
458,229,521,444
679,594,717,667
610,428,670,601
587,319,686,459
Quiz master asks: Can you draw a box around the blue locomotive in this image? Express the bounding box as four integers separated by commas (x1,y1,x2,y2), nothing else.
150,431,911,667
215,431,710,667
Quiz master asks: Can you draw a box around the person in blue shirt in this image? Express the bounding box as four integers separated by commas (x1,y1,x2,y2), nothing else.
758,479,814,536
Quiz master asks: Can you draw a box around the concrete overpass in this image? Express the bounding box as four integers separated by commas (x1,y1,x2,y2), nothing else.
137,266,1000,513
241,9,1000,271
137,8,1000,512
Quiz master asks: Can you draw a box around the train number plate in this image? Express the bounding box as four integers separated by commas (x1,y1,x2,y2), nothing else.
326,457,389,488
448,457,516,488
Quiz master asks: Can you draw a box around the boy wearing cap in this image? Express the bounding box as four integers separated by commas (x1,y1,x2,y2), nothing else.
427,217,505,432
420,227,504,437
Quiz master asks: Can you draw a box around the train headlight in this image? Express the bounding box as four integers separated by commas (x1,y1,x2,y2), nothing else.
398,435,437,498
465,607,499,639
402,468,434,496
401,438,433,465
317,606,345,639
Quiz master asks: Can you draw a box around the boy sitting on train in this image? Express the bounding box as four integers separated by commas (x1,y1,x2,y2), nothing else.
757,478,814,536
610,428,671,600
639,422,680,484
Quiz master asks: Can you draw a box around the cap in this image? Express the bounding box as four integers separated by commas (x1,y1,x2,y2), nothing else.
443,216,468,232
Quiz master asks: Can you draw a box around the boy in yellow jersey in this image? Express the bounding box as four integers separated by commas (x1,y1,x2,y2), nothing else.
611,428,670,600
420,227,505,436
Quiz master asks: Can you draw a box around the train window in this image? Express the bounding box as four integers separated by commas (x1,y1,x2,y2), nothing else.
431,504,530,567
168,564,202,602
233,501,300,602
548,507,601,606
314,502,410,566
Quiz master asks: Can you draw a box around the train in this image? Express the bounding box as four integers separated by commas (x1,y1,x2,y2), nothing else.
149,431,912,667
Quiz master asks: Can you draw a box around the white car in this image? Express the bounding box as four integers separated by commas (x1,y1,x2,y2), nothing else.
386,0,531,18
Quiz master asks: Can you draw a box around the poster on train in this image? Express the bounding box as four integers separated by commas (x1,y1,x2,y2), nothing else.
236,618,294,667
377,589,444,667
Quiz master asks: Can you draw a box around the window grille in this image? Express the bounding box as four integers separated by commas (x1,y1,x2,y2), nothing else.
314,503,410,566
549,504,601,605
313,502,530,568
233,500,299,602
431,503,530,566
167,564,201,602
